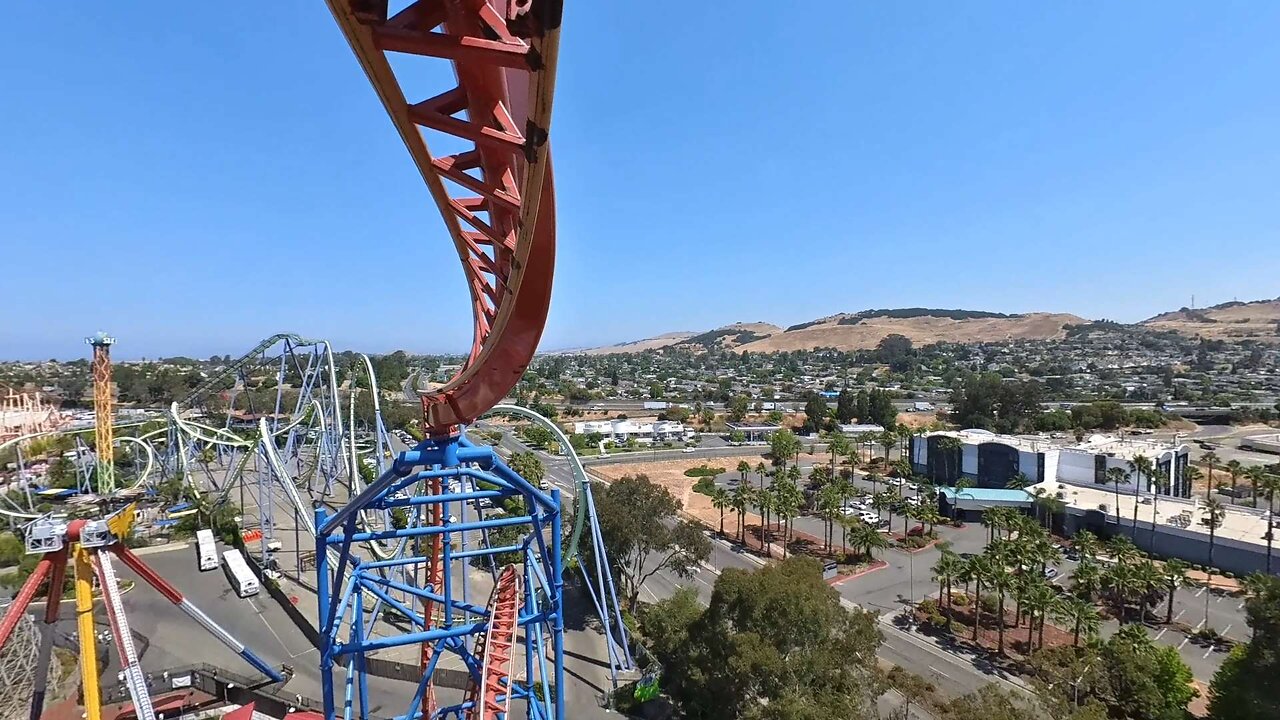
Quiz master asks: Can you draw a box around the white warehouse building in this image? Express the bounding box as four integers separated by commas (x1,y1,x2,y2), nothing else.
572,419,689,443
910,429,1193,498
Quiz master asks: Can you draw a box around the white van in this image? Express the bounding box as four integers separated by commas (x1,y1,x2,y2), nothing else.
222,549,260,598
195,529,218,572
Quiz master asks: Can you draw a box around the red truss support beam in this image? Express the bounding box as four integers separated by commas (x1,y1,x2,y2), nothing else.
325,0,563,433
463,564,522,720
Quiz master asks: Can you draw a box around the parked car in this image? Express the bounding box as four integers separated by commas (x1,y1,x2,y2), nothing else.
1044,567,1059,579
681,446,696,453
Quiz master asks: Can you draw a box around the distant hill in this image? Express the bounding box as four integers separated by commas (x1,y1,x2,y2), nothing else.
1141,298,1280,342
575,309,1086,354
575,331,698,355
734,310,1084,352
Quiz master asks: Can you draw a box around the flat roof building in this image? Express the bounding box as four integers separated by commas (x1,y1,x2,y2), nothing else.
911,429,1193,499
572,419,688,442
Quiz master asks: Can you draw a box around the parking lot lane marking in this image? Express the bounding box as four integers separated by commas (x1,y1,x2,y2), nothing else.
1195,587,1206,598
1174,609,1185,621
1155,628,1167,640
1195,618,1206,631
1178,637,1190,650
1222,624,1232,636
928,666,951,679
1202,647,1214,660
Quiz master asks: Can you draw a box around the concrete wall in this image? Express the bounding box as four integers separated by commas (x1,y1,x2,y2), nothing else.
1061,508,1278,577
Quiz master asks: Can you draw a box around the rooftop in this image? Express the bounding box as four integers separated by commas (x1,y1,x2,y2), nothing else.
1029,480,1273,549
927,429,1187,459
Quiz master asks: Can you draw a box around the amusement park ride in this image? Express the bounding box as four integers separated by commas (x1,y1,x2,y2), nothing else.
0,2,634,720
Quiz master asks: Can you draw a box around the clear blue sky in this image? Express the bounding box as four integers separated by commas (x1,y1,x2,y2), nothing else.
3,2,1277,360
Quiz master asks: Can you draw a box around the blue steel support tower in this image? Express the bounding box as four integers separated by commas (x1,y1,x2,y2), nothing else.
315,433,565,720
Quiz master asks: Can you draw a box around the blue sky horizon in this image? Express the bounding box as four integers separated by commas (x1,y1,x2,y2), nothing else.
3,2,1278,361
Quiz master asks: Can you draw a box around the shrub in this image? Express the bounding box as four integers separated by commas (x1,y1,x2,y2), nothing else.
684,465,727,478
951,593,971,607
927,613,948,631
918,598,939,615
692,477,716,496
980,594,999,613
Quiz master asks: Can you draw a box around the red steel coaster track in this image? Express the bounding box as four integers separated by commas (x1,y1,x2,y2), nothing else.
324,0,562,433
463,565,522,720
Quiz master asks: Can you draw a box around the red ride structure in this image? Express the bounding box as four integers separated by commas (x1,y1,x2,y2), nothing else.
326,0,560,431
317,3,567,720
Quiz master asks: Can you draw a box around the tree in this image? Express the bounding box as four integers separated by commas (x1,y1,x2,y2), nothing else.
1261,471,1280,573
769,429,801,468
1106,466,1128,526
639,587,703,667
835,388,857,423
1208,574,1280,720
932,550,964,611
845,520,888,560
711,486,730,538
726,395,751,422
0,532,23,567
1202,451,1220,501
1226,460,1244,503
772,479,804,557
509,451,545,488
803,393,829,434
594,475,712,612
1055,594,1101,646
1245,465,1265,507
1160,559,1190,624
1201,497,1226,612
1021,578,1059,652
661,557,882,720
729,481,751,543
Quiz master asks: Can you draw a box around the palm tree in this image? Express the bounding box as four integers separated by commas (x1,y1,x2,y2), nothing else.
827,433,849,478
1104,561,1140,623
729,482,750,543
847,520,889,560
988,568,1015,655
1106,466,1128,526
1226,460,1243,504
1149,468,1169,546
968,555,994,643
1006,471,1031,491
774,479,803,556
1261,470,1280,573
867,471,881,496
933,550,964,611
736,460,751,487
816,484,842,552
1161,559,1190,624
711,486,730,538
879,431,897,464
1127,455,1153,539
1132,559,1162,623
872,491,894,528
1201,451,1220,501
1245,465,1265,507
757,485,775,553
937,436,963,485
1072,529,1101,563
1021,579,1058,652
755,461,768,493
1055,595,1101,646
1071,560,1102,600
1202,494,1226,572
1184,465,1203,499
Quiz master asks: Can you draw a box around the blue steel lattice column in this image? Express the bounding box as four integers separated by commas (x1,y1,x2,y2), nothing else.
315,434,565,720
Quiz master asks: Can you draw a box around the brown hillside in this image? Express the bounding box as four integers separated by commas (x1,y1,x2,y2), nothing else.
734,312,1083,352
1141,298,1280,342
579,331,697,355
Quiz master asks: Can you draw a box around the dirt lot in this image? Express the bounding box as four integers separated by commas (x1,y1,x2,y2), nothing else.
591,455,765,528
